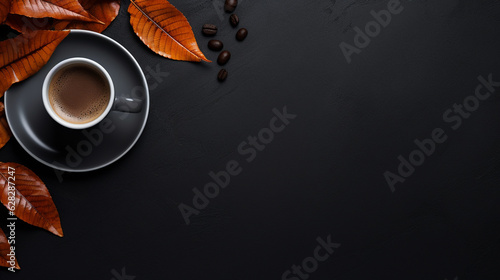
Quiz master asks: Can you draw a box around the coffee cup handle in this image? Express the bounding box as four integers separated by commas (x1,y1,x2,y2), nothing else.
112,97,143,113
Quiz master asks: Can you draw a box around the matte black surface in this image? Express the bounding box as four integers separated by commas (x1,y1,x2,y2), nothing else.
1,0,500,279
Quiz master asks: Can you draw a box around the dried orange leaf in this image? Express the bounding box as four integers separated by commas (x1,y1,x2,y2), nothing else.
0,1,10,24
6,0,119,33
10,0,103,23
5,15,63,33
128,0,210,62
0,30,70,96
0,102,12,150
0,228,20,270
64,0,120,33
0,162,64,237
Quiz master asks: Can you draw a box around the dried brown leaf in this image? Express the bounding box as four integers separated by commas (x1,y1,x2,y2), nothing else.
0,102,12,150
6,0,119,33
0,228,20,270
0,30,70,96
128,0,210,62
5,15,63,33
65,0,120,33
0,1,10,24
10,0,102,23
0,162,63,237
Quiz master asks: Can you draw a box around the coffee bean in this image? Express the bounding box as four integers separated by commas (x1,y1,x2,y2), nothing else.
230,14,239,27
217,50,231,65
202,24,217,36
218,69,228,82
236,28,248,41
208,40,224,51
224,0,238,13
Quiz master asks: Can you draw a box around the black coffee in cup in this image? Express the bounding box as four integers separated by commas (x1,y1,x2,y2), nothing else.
48,64,110,124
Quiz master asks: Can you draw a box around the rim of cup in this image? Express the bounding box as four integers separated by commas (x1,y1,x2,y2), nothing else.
42,57,115,130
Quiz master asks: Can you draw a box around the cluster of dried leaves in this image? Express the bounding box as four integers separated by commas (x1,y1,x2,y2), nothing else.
0,0,209,271
0,0,209,95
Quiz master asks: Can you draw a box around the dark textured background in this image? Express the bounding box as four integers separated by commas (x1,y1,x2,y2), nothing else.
1,0,500,279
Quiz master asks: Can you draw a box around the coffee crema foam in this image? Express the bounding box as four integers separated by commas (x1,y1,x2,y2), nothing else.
49,64,110,124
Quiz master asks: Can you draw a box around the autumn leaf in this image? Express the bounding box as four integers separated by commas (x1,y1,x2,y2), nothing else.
0,1,10,24
6,0,120,33
0,102,12,150
0,30,70,96
10,0,103,23
0,162,64,237
128,0,210,62
5,15,61,33
66,0,120,32
0,228,20,270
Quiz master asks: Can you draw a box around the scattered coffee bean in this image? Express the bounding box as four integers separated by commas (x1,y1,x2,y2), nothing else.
202,24,217,36
218,69,228,82
230,14,239,27
208,40,224,51
224,0,238,13
236,28,248,41
217,50,231,65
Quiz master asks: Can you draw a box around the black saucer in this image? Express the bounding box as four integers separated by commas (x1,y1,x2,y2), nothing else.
4,30,150,172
